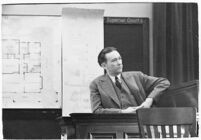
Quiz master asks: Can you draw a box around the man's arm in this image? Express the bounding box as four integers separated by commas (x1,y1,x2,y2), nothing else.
138,72,171,107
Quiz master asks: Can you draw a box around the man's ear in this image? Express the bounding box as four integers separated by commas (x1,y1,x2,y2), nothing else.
101,62,106,69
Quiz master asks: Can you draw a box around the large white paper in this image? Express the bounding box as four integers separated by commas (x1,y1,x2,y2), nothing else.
62,8,104,116
2,16,62,108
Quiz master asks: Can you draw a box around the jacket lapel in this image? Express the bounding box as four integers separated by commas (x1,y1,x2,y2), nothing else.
122,72,145,105
99,75,121,107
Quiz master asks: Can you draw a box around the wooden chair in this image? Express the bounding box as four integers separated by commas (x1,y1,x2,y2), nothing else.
136,107,197,138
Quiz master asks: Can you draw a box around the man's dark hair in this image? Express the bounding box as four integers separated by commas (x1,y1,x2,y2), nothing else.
98,47,117,66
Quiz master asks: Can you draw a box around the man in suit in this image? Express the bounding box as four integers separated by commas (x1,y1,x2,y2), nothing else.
90,47,170,113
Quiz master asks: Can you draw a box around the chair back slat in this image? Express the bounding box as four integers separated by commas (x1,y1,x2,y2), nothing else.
169,125,174,138
146,125,152,138
137,107,197,138
161,125,167,138
177,125,182,137
139,125,146,138
153,125,160,138
183,125,190,137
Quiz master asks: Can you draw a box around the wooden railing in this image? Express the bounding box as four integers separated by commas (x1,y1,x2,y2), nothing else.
57,113,140,139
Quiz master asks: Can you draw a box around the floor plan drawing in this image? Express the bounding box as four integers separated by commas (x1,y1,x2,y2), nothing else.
2,39,42,94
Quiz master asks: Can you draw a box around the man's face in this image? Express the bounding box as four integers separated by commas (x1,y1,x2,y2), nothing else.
102,50,123,76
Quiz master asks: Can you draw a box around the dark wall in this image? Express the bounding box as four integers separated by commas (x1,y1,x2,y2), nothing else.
3,109,61,139
104,17,149,74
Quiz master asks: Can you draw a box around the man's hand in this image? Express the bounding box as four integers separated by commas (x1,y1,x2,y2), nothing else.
139,98,153,108
121,106,142,113
121,98,153,113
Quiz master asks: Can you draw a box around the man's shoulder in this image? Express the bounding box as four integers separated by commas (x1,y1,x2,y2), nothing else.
90,74,106,84
123,71,143,76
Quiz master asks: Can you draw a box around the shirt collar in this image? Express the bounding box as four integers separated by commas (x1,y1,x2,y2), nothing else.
108,73,121,83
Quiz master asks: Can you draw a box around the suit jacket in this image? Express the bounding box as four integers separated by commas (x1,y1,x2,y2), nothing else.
89,71,170,113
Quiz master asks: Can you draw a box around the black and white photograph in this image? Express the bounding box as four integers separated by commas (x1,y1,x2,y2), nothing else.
1,0,199,139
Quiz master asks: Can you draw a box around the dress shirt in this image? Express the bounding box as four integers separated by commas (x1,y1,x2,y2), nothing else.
108,74,122,84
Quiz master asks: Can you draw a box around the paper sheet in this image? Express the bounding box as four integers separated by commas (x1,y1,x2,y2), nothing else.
62,8,104,116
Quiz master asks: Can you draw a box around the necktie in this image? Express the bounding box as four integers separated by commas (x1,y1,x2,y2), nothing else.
115,76,122,90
